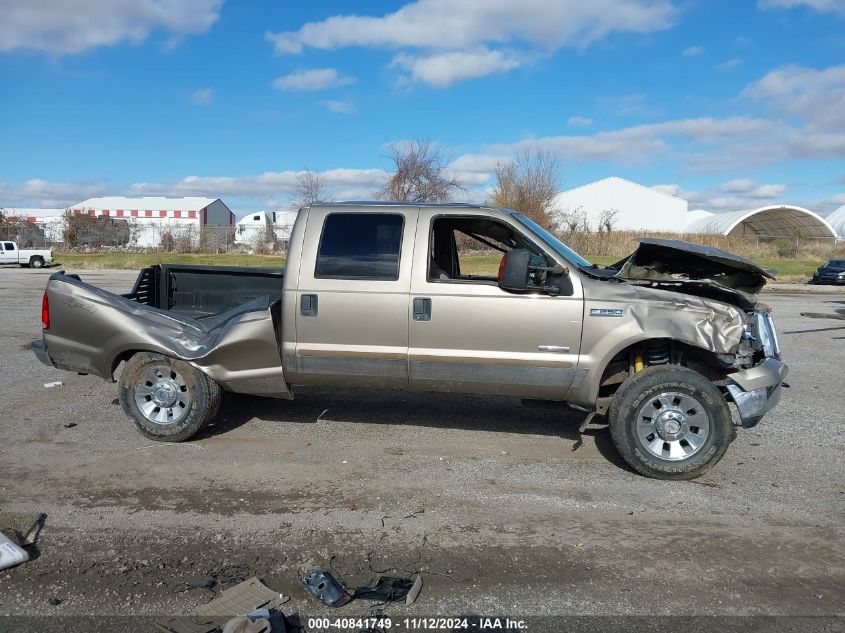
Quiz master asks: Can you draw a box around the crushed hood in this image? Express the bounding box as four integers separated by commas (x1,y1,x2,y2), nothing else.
609,238,774,308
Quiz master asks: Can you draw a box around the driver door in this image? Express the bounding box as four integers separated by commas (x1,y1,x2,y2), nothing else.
408,209,584,400
0,242,17,264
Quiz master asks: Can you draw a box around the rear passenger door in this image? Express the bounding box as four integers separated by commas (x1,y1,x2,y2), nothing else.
287,206,417,388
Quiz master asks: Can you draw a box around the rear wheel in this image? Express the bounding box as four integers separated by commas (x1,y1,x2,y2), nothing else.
119,352,220,442
608,366,733,480
29,256,45,268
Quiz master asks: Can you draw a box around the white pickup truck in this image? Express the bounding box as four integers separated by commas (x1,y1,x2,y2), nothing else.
0,241,52,268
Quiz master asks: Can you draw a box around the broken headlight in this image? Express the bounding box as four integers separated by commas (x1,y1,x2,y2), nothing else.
757,312,781,359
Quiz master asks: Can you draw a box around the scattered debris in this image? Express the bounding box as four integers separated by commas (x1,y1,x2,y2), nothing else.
302,570,423,609
0,512,45,571
156,577,288,633
0,531,29,571
44,381,63,389
63,422,77,429
48,597,63,606
302,571,353,608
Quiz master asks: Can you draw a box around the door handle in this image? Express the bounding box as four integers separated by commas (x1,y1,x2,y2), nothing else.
300,293,318,317
413,297,431,321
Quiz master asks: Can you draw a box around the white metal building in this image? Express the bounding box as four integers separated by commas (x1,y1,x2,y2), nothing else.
0,208,66,242
554,176,688,233
68,197,235,247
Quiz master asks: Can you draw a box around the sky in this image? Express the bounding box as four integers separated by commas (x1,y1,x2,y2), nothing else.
1,0,844,218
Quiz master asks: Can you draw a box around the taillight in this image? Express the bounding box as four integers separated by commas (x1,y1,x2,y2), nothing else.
41,292,50,330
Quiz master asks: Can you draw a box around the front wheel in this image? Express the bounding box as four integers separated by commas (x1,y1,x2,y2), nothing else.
119,352,220,442
608,366,733,480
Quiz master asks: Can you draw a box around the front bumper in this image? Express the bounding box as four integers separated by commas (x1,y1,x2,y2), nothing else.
32,338,51,366
726,358,789,428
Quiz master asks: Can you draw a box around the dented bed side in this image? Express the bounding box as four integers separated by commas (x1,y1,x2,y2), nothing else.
38,273,291,399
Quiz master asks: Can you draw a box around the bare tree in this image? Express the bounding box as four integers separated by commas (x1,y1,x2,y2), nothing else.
597,208,620,233
376,139,465,202
291,169,331,208
489,148,561,230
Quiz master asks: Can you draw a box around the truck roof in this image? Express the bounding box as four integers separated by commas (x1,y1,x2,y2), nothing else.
316,200,504,211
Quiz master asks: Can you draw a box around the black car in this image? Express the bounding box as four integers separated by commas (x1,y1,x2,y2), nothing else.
810,259,845,285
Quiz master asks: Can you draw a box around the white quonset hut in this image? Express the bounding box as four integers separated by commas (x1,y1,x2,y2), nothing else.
554,176,688,233
826,203,845,239
685,205,838,240
68,197,235,248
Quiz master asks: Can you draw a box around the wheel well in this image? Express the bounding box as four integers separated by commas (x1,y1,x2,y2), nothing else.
597,338,730,402
111,349,164,378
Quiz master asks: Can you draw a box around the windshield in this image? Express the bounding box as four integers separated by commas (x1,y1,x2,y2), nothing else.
824,260,845,268
512,213,592,268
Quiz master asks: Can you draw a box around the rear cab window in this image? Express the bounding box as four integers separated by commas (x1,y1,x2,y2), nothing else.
3,242,15,250
316,213,404,280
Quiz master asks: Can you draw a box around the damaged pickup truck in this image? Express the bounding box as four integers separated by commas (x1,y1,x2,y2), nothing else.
32,202,788,479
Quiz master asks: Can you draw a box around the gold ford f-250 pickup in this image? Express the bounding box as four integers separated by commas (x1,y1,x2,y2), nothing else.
32,202,788,479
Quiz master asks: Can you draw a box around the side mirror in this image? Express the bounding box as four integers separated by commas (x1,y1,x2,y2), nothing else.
498,248,531,293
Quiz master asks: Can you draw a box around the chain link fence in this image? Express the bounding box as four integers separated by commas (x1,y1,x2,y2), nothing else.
0,217,289,255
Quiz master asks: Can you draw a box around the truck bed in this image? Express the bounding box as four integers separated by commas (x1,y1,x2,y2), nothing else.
123,264,285,319
36,264,290,398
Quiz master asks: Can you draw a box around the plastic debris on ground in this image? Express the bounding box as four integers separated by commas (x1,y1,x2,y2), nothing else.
44,381,63,388
155,577,289,633
302,570,422,608
0,512,46,571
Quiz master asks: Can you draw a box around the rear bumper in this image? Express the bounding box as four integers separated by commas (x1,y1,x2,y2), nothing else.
31,338,51,367
726,358,789,428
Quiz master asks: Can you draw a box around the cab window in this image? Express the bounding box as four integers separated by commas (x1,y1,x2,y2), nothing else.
4,242,15,250
427,216,550,286
316,213,404,280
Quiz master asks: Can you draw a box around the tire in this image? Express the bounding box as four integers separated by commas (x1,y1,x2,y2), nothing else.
608,365,733,480
119,352,220,442
200,375,222,428
29,257,45,269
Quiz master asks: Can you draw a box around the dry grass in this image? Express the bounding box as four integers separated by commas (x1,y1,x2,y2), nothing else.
55,230,842,283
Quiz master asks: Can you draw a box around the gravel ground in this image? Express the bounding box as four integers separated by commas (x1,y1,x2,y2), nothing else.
0,268,843,632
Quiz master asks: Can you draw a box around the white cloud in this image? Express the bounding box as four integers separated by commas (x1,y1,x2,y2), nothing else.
268,0,675,53
190,88,214,105
0,0,222,54
744,63,845,132
320,99,356,114
758,0,845,15
597,93,657,117
0,178,107,207
272,68,356,92
716,58,743,71
682,45,703,57
720,178,757,193
817,192,845,214
130,168,390,201
567,116,593,126
654,179,791,211
267,0,675,84
390,48,521,87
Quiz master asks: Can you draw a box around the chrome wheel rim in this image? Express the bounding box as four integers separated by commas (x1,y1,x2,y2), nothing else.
134,365,191,425
636,391,710,461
